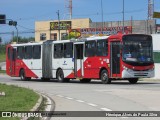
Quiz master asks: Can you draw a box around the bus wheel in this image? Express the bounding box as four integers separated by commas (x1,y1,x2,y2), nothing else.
80,79,91,83
101,70,111,84
20,69,31,81
128,78,138,84
57,69,65,82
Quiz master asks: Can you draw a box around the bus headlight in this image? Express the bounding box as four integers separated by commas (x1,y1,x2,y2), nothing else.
149,67,154,71
123,66,129,71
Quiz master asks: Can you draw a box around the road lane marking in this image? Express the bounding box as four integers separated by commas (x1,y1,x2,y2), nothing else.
55,95,114,113
101,108,112,111
87,103,98,107
66,97,73,100
56,95,64,97
76,100,85,103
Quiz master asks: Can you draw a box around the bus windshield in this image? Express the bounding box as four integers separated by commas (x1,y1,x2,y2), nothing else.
122,35,153,63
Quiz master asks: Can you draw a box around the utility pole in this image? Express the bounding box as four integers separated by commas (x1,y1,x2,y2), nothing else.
69,0,72,19
57,10,61,40
101,0,104,34
15,25,18,43
9,20,18,43
12,31,14,43
122,0,125,34
65,0,72,20
148,0,154,20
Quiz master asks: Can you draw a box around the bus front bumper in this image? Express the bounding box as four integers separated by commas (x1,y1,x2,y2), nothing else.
122,69,155,78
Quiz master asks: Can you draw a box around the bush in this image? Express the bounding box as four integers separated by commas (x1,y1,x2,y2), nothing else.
154,52,160,63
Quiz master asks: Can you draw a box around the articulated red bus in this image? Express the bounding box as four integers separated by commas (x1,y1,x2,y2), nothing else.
6,34,154,84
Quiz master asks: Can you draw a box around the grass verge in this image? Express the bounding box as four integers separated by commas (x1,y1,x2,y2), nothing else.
0,70,6,74
28,97,47,120
0,53,6,63
0,84,39,120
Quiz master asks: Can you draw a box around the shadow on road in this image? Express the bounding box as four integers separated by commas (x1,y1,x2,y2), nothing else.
11,78,160,85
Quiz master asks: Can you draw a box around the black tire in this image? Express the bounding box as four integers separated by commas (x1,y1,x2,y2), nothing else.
100,69,111,84
64,78,70,83
128,78,138,84
80,79,91,83
57,69,65,82
20,69,31,81
26,77,31,81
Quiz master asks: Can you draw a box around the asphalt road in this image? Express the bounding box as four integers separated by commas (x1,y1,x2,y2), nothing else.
0,75,160,120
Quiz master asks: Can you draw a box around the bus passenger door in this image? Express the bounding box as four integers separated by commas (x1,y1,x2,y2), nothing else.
74,43,84,78
9,48,16,76
110,41,121,78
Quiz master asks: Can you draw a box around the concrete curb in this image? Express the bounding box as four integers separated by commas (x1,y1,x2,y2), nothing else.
30,92,43,112
140,78,160,82
22,92,43,120
22,92,55,120
41,94,55,120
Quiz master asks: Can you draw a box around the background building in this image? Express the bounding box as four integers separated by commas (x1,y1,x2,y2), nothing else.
91,19,156,34
35,18,91,42
35,18,156,42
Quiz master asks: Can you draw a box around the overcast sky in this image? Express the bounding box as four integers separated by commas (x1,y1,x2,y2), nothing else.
0,0,160,42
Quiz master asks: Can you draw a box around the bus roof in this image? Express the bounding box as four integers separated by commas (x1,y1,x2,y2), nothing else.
10,42,42,47
86,35,109,40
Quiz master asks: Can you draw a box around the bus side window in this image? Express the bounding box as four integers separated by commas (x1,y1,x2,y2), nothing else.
12,49,16,61
17,46,24,59
33,45,41,59
54,44,63,58
25,46,33,59
64,42,73,58
85,41,96,57
97,40,108,56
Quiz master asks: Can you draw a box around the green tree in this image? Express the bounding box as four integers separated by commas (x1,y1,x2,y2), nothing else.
12,36,35,43
0,44,5,54
67,34,75,39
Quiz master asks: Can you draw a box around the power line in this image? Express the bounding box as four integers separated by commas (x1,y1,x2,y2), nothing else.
17,24,34,31
73,9,146,17
0,28,53,35
15,11,55,21
0,31,34,35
